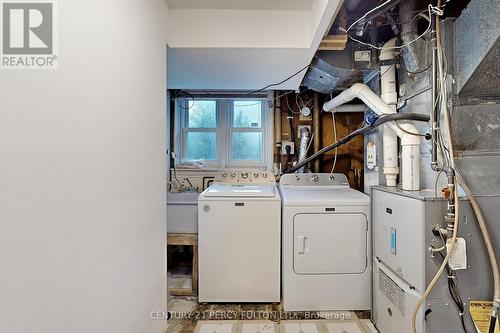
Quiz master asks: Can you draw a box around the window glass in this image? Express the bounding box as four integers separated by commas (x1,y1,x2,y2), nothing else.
186,132,217,160
232,132,262,160
233,101,262,128
188,100,216,128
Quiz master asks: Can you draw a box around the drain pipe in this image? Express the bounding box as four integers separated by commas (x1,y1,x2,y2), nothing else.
323,83,421,190
380,38,399,187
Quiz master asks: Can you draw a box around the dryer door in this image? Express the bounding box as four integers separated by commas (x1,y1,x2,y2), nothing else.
293,213,367,274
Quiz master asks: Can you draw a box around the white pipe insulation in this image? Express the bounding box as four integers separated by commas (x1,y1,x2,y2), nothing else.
323,83,422,190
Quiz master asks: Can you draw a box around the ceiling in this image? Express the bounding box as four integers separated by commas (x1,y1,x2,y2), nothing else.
166,0,314,11
167,0,342,90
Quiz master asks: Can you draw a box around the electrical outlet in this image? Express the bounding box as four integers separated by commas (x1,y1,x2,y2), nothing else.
282,141,295,155
367,141,376,169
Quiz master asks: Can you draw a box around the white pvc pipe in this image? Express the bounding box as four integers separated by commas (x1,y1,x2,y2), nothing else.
323,83,421,190
380,39,399,187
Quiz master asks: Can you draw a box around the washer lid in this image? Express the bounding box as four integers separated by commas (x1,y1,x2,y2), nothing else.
203,183,276,197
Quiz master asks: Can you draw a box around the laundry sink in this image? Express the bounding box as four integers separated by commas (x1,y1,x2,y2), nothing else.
167,191,199,234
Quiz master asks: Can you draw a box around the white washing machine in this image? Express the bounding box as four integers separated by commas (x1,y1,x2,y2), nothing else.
198,170,281,303
280,173,371,311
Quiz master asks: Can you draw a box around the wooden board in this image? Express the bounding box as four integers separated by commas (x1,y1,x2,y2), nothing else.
167,233,197,246
318,35,348,51
168,233,198,296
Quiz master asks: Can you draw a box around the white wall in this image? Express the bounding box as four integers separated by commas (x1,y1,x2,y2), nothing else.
168,9,311,48
0,1,169,332
166,0,342,90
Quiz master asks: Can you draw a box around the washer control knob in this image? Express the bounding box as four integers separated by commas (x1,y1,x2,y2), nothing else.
262,173,268,178
311,175,319,183
295,176,301,182
222,172,228,178
241,172,249,179
329,175,335,181
231,173,236,178
254,173,259,178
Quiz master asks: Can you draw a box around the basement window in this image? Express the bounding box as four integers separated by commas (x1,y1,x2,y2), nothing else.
174,96,272,169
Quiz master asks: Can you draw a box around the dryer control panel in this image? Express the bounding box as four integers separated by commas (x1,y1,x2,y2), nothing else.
214,169,275,184
279,173,349,187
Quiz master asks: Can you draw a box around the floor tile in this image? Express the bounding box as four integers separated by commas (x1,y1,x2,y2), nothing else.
239,321,279,333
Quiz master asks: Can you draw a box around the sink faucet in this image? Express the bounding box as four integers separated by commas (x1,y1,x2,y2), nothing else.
183,177,193,189
179,177,198,192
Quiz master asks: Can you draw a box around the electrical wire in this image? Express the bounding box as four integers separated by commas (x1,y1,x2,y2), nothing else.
173,90,195,110
305,132,315,155
348,4,440,50
242,64,310,96
173,89,295,111
347,9,431,33
172,61,310,109
433,249,471,333
400,58,432,75
346,0,393,33
286,93,302,115
380,63,395,78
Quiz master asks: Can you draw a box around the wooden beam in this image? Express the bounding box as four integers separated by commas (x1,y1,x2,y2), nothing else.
318,35,348,51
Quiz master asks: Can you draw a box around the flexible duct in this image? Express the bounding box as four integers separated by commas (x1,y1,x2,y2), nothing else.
297,127,311,173
323,82,421,190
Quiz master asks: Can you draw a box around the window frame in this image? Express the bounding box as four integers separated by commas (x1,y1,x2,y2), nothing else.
174,96,272,170
226,99,267,167
177,98,222,169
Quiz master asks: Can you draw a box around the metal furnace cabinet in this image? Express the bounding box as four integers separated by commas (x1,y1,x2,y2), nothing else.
371,186,494,333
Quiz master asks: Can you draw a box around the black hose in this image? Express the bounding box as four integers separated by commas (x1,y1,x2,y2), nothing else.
435,250,472,333
285,113,430,174
488,315,497,333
